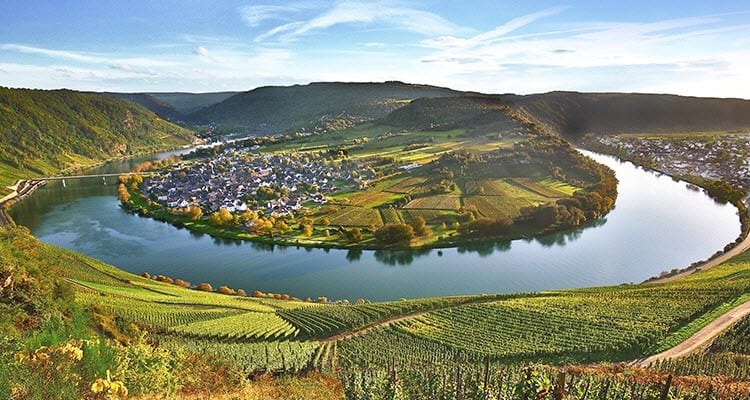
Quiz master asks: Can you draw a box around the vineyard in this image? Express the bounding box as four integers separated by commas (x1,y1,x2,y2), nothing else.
338,363,750,400
649,308,750,381
403,195,462,210
383,176,429,194
320,206,384,227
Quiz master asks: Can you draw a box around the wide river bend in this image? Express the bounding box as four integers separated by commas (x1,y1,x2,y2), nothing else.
10,150,740,301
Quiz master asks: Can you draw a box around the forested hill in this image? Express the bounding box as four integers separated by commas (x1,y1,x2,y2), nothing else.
0,87,194,187
503,91,750,139
379,95,535,136
186,81,461,134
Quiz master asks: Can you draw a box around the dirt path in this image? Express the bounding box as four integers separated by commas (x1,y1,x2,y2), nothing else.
637,300,750,366
647,233,750,284
324,310,430,342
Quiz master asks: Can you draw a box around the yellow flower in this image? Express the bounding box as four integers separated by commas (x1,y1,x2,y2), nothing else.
109,381,128,398
61,343,84,361
91,378,108,394
34,352,50,363
13,352,27,363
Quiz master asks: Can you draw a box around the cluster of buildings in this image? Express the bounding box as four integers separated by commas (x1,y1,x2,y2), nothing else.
143,147,367,216
590,134,750,204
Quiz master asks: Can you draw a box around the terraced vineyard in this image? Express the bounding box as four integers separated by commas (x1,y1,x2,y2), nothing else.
335,257,750,367
277,294,513,338
159,336,320,373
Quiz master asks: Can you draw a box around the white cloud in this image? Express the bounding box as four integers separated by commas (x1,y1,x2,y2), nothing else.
192,45,217,63
256,0,463,42
239,2,322,27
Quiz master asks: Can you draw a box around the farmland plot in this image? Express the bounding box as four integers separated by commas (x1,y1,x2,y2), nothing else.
403,195,461,210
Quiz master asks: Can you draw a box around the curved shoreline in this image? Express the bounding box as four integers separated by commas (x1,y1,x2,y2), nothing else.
575,145,750,283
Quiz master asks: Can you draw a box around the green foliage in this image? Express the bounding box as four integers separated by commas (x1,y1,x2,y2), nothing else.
374,223,414,245
709,313,750,354
0,87,193,187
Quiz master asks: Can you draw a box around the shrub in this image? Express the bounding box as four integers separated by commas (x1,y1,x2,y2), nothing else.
196,283,213,292
173,279,190,288
217,286,236,296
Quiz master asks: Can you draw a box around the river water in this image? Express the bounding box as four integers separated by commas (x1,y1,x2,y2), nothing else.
10,151,740,301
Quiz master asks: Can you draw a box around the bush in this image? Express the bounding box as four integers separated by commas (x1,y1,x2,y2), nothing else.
196,283,213,292
217,286,236,296
173,279,190,288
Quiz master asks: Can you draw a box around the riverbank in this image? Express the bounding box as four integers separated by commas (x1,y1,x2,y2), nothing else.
576,144,750,283
120,193,607,252
0,179,45,227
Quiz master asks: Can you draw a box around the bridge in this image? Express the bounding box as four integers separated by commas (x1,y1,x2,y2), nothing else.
39,172,150,181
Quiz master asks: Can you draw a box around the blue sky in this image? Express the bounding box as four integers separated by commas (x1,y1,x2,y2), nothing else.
1,1,749,98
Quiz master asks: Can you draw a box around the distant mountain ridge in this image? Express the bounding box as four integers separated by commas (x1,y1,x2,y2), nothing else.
121,82,750,139
186,81,462,134
104,91,236,121
502,91,750,139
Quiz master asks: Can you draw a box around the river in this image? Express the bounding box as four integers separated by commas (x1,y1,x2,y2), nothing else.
9,150,740,301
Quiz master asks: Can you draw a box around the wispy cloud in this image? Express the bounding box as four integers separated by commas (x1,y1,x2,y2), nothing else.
254,0,464,42
422,6,567,49
1,43,177,68
0,43,105,63
239,4,319,27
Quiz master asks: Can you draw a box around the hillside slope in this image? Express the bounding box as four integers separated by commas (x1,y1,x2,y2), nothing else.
187,81,461,134
104,91,236,121
380,95,533,136
503,91,750,139
0,87,194,188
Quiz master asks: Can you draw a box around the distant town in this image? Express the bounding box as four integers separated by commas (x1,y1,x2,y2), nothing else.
584,133,750,206
143,147,372,217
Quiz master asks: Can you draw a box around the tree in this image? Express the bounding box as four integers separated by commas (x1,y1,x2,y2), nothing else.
409,216,428,236
209,208,234,228
117,184,130,202
185,206,202,221
374,224,414,245
458,216,513,237
302,224,314,237
274,220,291,233
256,186,277,201
344,227,363,243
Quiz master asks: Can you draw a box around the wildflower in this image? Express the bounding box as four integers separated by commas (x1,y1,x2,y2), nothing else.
91,378,109,394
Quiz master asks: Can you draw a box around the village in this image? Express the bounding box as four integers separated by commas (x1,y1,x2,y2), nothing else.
585,133,750,206
142,146,372,217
